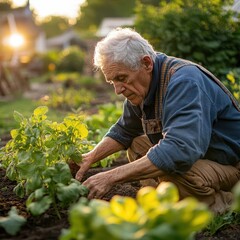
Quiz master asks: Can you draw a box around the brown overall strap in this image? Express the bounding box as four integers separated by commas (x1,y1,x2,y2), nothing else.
159,56,240,122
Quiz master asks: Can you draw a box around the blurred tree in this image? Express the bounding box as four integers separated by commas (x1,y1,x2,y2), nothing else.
139,0,162,6
39,16,71,38
75,0,135,31
57,46,85,73
135,0,240,78
0,0,12,11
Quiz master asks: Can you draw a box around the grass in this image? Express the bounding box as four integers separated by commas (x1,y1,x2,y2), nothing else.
0,96,66,136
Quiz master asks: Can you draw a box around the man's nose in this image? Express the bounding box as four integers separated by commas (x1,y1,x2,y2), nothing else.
113,82,124,95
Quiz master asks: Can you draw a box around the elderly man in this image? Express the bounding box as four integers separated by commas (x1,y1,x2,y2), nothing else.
75,28,240,214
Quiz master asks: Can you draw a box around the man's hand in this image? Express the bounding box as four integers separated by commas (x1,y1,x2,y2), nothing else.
75,137,125,181
82,171,115,199
75,153,93,181
81,155,163,199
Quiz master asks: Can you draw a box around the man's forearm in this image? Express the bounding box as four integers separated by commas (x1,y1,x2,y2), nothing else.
87,136,125,162
108,155,164,183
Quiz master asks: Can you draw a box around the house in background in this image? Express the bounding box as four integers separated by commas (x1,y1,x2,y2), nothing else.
46,28,87,51
0,1,86,65
96,17,135,38
0,1,46,64
233,0,240,12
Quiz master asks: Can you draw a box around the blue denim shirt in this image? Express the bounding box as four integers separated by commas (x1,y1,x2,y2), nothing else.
105,54,240,174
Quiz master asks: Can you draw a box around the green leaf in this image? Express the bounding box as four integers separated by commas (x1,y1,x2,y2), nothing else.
45,138,56,148
0,207,26,236
33,106,48,116
156,182,179,203
56,181,86,204
31,151,45,167
147,223,177,239
232,181,240,212
14,183,25,198
27,195,52,216
43,167,56,178
10,129,19,139
25,175,43,195
17,151,30,161
70,151,82,164
52,163,72,184
110,196,141,223
13,111,24,123
34,188,46,200
17,161,36,178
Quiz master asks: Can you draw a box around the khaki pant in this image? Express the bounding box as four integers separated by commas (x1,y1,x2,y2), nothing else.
127,135,240,214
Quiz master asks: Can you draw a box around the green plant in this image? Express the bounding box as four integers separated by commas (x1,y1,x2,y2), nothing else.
0,207,26,236
36,50,59,73
206,211,234,235
87,102,123,142
206,181,240,235
86,102,123,167
0,106,90,217
232,181,240,212
57,46,85,73
40,87,94,111
135,0,240,78
224,69,240,103
60,182,212,240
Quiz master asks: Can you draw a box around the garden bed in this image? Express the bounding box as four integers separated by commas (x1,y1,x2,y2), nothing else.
1,157,240,240
0,158,141,240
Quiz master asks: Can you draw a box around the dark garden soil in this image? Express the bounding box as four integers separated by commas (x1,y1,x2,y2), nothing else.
0,157,142,240
0,82,240,239
1,156,240,240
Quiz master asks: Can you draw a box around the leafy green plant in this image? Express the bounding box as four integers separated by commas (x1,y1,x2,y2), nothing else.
40,87,94,111
0,106,90,217
206,181,240,235
86,102,123,167
60,182,212,240
232,181,240,212
206,211,234,235
135,0,240,78
87,102,123,142
57,46,85,73
224,69,240,103
0,207,26,236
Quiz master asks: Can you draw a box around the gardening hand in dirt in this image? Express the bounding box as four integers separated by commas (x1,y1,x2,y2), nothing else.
82,155,164,199
82,171,115,199
75,152,93,181
75,137,125,181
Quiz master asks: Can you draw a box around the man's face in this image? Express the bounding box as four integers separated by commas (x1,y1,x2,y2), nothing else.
102,56,153,106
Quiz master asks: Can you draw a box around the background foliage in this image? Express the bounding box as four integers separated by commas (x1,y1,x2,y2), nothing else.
135,0,240,78
76,0,135,31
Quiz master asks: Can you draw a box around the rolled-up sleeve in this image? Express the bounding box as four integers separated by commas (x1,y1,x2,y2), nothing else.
147,71,217,174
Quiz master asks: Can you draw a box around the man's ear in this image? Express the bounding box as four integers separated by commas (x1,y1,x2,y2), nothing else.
141,55,153,71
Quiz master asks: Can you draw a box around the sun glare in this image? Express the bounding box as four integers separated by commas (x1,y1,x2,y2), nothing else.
5,33,24,48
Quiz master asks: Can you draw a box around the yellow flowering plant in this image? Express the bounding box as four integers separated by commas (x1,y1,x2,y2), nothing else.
0,106,90,218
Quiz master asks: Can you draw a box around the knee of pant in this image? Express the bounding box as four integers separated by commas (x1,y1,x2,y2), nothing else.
127,135,153,162
158,174,215,200
127,148,138,162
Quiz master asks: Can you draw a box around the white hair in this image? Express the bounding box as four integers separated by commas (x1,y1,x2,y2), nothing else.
94,28,157,70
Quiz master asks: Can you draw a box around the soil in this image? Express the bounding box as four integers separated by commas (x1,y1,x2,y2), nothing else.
1,81,240,239
0,158,142,240
1,157,240,240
